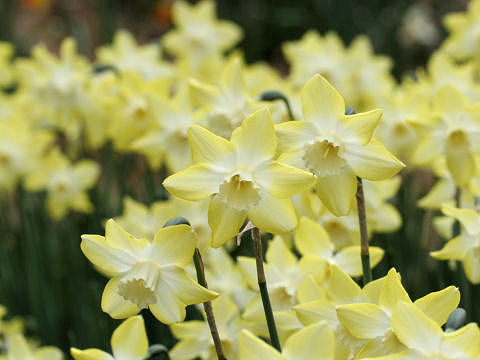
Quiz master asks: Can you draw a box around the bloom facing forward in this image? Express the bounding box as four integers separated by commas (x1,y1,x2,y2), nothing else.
276,74,405,216
163,107,316,247
80,219,217,324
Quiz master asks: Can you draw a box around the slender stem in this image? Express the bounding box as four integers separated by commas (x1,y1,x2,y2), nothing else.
356,177,372,284
453,187,471,316
193,249,227,360
251,227,281,352
420,209,433,249
454,187,462,236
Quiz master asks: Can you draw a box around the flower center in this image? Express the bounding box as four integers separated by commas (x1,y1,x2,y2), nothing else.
0,152,11,166
447,129,469,152
218,173,260,211
270,282,296,311
303,139,347,177
118,261,161,309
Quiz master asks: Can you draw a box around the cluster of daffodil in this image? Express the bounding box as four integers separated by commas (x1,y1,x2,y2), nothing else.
0,305,63,360
2,0,480,358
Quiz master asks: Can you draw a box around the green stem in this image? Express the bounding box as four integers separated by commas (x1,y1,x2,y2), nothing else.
193,248,227,360
356,177,372,284
251,227,281,352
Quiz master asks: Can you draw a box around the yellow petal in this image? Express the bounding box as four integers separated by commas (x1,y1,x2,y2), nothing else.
230,108,276,165
378,268,411,313
442,323,480,357
162,265,218,305
101,277,140,319
463,251,480,283
430,236,468,260
163,164,225,201
327,265,361,304
344,140,405,181
414,286,460,326
71,348,114,360
283,321,335,359
301,74,345,131
73,160,100,188
294,299,337,327
412,136,443,165
433,84,469,115
80,234,136,276
9,335,33,358
111,316,148,360
265,236,297,268
294,217,333,258
334,246,384,277
149,290,185,324
391,301,442,353
343,109,382,145
188,79,220,107
208,195,247,248
238,330,283,360
188,125,234,165
104,219,148,255
220,56,245,98
253,161,315,198
152,224,196,267
275,120,317,153
35,347,64,360
442,206,480,236
418,179,455,209
248,193,297,234
446,149,476,187
316,168,356,216
337,303,390,339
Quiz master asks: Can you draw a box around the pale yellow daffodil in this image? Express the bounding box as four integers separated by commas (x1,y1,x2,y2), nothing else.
163,107,315,247
5,334,62,360
24,148,100,220
163,0,242,65
80,219,217,324
71,315,148,360
294,216,384,277
413,84,480,187
188,56,264,139
96,29,175,81
131,84,197,172
337,268,460,358
362,301,480,360
432,206,480,283
276,74,404,216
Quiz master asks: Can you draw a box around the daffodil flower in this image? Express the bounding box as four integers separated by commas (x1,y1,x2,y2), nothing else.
71,315,148,360
24,148,100,220
5,334,62,360
295,265,387,358
188,56,264,139
163,0,242,65
431,206,480,283
413,84,480,187
163,108,316,247
294,216,384,277
336,268,460,358
80,219,217,324
276,74,404,216
361,301,480,359
96,29,176,81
